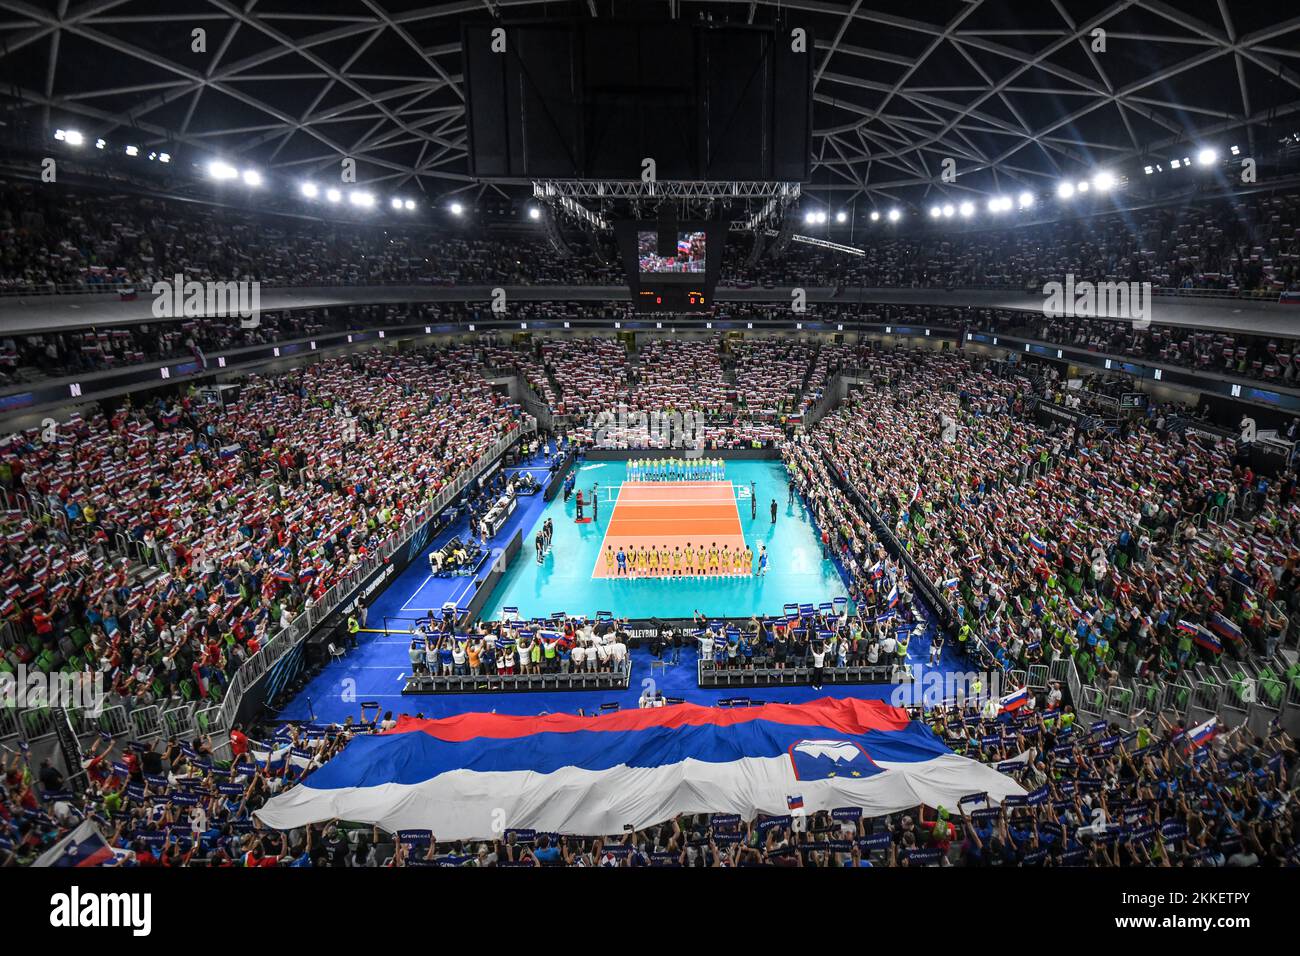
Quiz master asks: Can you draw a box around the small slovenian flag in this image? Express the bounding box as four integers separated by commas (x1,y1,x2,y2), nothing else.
786,794,804,811
997,687,1031,714
1208,612,1244,645
1194,628,1223,654
1184,718,1217,753
1027,534,1048,556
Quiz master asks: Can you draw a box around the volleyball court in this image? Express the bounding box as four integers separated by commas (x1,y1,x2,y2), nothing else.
590,481,747,579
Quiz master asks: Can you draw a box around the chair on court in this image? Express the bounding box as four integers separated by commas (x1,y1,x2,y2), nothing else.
327,642,345,663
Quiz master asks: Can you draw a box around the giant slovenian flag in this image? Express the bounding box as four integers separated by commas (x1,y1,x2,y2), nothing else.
254,699,1026,839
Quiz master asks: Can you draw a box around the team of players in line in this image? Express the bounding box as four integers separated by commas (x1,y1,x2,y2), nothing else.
605,540,769,577
626,457,727,481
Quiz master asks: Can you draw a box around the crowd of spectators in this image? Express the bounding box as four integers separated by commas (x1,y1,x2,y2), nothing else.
0,346,523,719
793,349,1298,698
721,189,1300,295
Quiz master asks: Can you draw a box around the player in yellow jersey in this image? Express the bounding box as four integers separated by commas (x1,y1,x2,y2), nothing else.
650,545,661,576
604,546,616,574
672,546,683,577
720,544,732,577
708,542,720,574
742,544,754,575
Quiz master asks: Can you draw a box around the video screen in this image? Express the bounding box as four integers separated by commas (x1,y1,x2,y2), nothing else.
638,230,706,274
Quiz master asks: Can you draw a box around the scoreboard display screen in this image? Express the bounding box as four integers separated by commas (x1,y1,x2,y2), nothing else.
617,220,718,314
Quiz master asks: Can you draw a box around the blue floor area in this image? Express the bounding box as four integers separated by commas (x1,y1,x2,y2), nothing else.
272,453,970,724
483,459,849,620
275,634,975,722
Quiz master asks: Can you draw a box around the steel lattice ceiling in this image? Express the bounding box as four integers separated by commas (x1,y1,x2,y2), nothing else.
2,0,1298,209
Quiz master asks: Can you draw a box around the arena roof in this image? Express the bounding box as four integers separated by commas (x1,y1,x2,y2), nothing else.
2,0,1299,212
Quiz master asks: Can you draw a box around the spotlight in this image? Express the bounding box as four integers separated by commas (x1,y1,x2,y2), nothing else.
1197,148,1217,166
1229,145,1240,156
1076,181,1089,193
147,151,157,161
1092,171,1115,191
987,197,1000,213
887,208,900,222
529,207,541,220
404,199,416,210
804,211,816,225
814,211,827,224
95,138,106,150
869,210,880,222
1057,181,1075,199
1143,165,1154,175
835,210,847,223
450,202,464,216
208,160,238,180
391,197,403,210
124,145,139,157
942,204,954,218
1018,191,1034,208
55,129,84,146
242,169,262,187
930,206,942,218
1170,159,1182,169
325,188,342,203
301,182,319,199
349,191,374,207
958,201,974,218
158,152,170,163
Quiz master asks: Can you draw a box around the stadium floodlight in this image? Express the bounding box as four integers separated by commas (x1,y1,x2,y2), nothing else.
958,201,974,218
1057,181,1075,199
349,190,374,207
986,197,999,213
325,188,342,203
529,206,541,220
147,151,157,161
450,201,464,216
1169,159,1181,169
930,205,942,218
95,138,106,150
55,129,84,146
887,208,901,222
803,211,816,225
1143,165,1154,175
124,145,139,157
1092,170,1115,191
835,210,847,223
814,211,827,224
301,182,319,199
1018,191,1034,208
208,160,238,180
989,196,1012,213
1076,180,1089,193
1197,148,1217,166
404,199,416,211
242,169,262,187
942,204,954,218
158,152,170,163
869,210,880,222
390,197,403,210
1229,145,1240,156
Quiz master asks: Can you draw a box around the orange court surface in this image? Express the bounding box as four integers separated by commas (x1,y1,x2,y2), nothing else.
591,481,746,578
